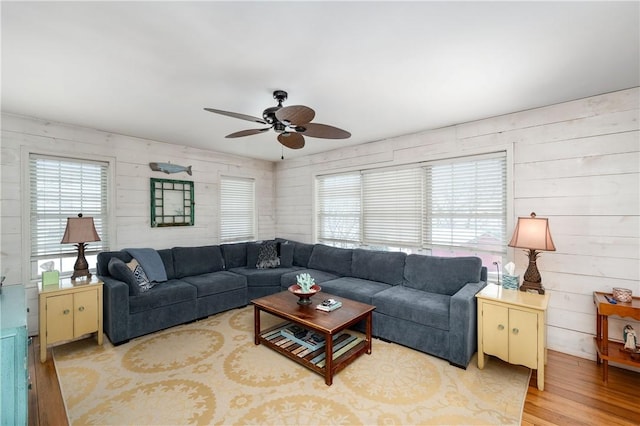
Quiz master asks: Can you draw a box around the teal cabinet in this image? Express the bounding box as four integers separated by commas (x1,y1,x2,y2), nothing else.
1,285,28,426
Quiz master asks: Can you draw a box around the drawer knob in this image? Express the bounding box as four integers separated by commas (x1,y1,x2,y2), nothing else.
512,328,519,335
497,324,505,331
63,309,70,315
79,306,85,312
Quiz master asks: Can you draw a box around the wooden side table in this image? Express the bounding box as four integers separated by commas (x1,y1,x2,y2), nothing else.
593,292,640,382
39,277,103,362
476,283,550,391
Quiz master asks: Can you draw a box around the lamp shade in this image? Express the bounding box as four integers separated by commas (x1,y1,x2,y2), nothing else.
508,212,555,251
61,215,101,244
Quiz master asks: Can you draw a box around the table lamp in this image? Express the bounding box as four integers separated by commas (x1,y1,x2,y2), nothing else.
61,213,101,281
507,212,556,294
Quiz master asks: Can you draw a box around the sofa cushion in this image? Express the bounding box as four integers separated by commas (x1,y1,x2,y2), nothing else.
157,249,176,280
181,271,247,297
320,277,391,304
129,279,197,314
257,241,280,269
308,245,353,276
351,249,406,286
172,245,224,278
279,242,294,268
403,254,482,296
293,242,314,267
373,286,451,331
107,257,140,296
220,243,247,269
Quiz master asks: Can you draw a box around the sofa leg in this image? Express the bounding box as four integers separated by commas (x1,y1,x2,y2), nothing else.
113,339,130,346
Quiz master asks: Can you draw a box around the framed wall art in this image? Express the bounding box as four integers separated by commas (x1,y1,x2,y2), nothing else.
150,178,194,227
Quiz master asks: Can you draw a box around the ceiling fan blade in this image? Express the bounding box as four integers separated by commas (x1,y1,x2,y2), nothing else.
297,123,351,139
204,108,267,124
226,128,270,138
275,105,315,125
278,132,305,149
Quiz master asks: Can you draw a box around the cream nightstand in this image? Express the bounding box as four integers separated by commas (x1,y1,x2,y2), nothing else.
39,277,103,362
476,283,549,390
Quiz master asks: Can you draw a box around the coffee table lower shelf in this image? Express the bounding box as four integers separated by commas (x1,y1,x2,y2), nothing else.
258,322,365,384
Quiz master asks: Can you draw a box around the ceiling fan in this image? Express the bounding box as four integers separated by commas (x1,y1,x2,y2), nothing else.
204,90,351,150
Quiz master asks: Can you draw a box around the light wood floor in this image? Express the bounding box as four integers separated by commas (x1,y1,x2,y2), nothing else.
29,336,640,425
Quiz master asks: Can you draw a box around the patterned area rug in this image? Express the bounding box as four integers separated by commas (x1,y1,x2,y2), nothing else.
54,306,530,425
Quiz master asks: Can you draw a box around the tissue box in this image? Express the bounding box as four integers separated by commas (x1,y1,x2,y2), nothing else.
502,275,519,290
42,271,60,287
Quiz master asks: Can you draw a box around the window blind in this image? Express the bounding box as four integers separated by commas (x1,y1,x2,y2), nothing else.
423,153,507,254
316,172,361,245
29,154,109,259
220,176,255,243
362,167,423,247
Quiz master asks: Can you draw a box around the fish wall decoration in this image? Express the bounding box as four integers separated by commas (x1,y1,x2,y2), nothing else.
149,162,192,176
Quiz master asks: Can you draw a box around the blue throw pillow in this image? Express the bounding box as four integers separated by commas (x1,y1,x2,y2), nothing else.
279,242,294,268
246,243,261,268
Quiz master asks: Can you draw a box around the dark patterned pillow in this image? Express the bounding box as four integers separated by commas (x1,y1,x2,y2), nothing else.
256,241,280,269
126,259,155,292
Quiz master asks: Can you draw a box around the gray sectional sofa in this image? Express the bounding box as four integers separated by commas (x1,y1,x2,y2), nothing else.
96,239,487,368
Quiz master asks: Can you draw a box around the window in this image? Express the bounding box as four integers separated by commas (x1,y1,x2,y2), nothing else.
362,167,423,247
29,154,110,279
315,152,507,268
424,153,507,266
316,172,361,247
220,176,255,243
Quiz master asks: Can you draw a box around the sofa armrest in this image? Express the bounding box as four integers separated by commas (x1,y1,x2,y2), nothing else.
448,280,487,368
100,276,130,345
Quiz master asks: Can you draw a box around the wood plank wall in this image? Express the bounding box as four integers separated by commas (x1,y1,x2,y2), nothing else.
275,88,640,364
0,114,276,334
2,88,637,363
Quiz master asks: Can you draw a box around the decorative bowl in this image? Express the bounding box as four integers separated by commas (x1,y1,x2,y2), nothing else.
288,284,321,305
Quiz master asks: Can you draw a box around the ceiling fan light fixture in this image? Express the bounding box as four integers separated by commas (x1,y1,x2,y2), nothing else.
273,122,286,133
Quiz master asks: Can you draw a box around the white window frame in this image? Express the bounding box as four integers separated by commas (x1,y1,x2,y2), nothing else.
220,176,256,243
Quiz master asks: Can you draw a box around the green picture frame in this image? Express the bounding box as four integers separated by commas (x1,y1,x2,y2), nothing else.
150,178,194,227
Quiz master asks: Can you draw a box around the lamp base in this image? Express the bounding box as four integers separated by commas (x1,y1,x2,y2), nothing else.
71,269,92,282
520,280,545,295
71,242,92,282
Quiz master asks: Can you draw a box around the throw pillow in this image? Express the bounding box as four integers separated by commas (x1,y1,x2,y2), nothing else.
246,242,261,269
107,257,140,296
256,241,280,269
126,259,155,292
279,242,294,268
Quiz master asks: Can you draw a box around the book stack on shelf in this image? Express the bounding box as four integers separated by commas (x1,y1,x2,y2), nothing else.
316,298,342,312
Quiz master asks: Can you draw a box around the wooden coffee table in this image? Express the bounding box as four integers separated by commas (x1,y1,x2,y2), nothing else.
252,290,375,385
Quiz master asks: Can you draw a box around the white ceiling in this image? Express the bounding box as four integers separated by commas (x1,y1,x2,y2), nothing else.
2,1,638,161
